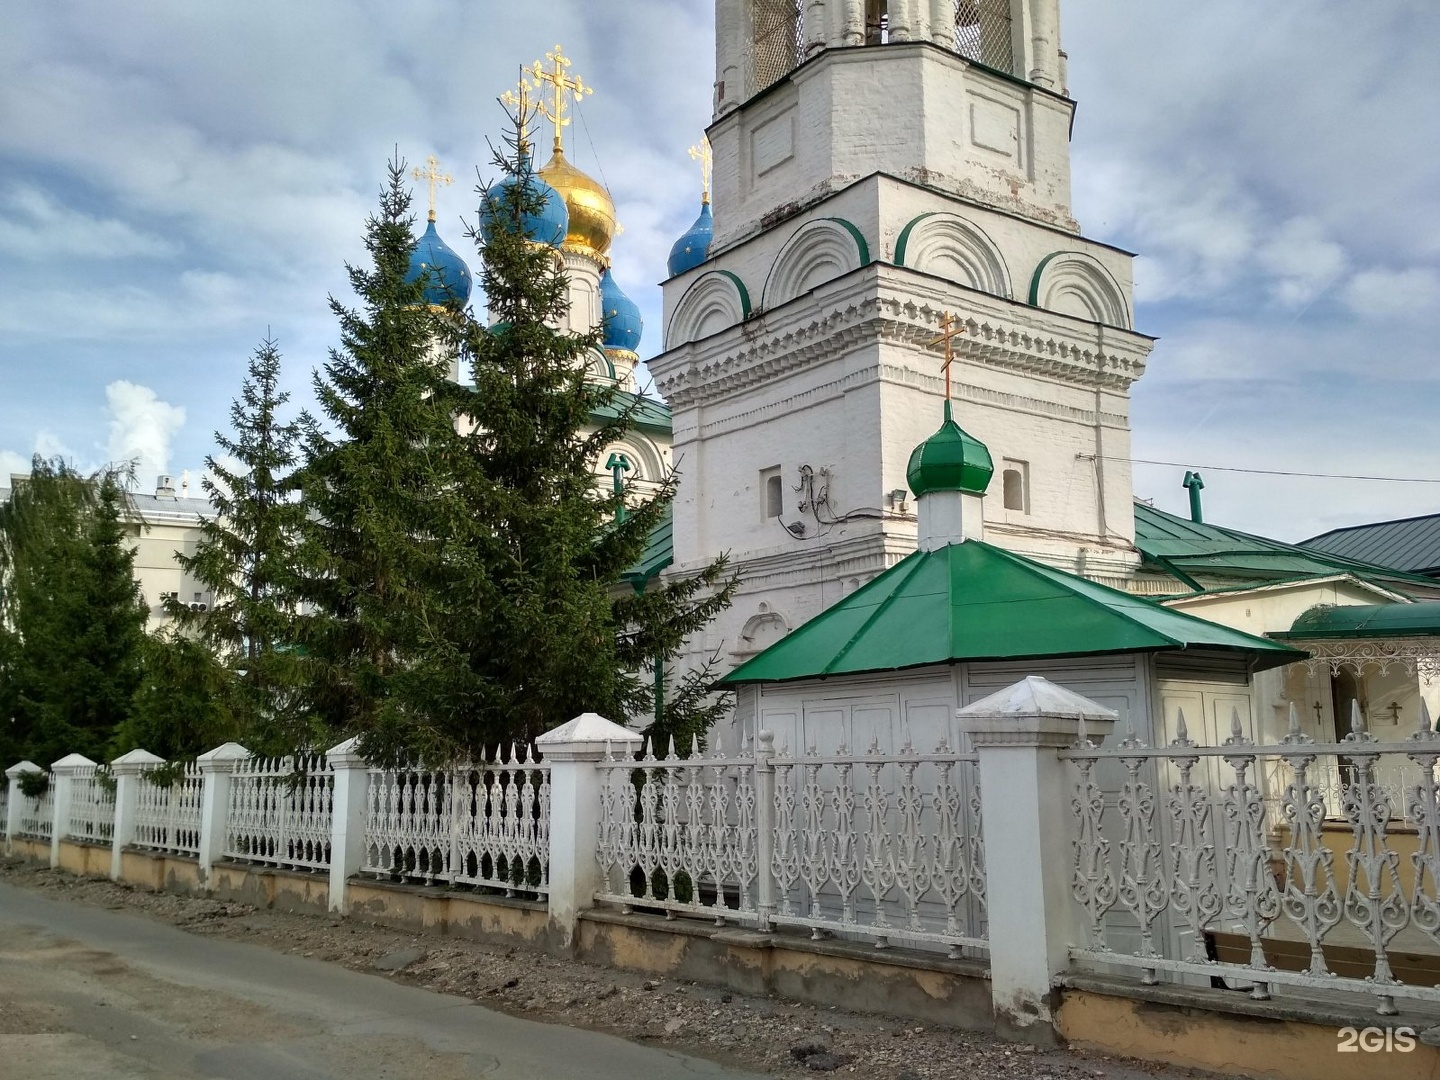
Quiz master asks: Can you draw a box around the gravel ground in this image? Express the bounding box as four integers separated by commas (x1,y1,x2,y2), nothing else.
0,858,1208,1080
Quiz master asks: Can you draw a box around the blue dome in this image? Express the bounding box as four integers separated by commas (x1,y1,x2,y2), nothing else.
481,152,569,249
406,218,473,308
667,200,713,277
600,268,643,353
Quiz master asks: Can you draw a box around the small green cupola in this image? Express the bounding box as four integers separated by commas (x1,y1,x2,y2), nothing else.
906,400,994,498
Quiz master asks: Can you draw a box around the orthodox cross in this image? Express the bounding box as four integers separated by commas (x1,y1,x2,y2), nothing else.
688,138,713,204
411,155,452,223
606,452,632,523
500,71,540,152
927,311,967,401
532,44,591,154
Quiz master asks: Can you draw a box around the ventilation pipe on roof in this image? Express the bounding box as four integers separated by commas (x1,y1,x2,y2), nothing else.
1183,470,1204,524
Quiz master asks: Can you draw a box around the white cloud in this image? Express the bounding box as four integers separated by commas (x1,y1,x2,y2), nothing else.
0,186,177,260
1256,217,1347,310
1344,267,1440,319
0,449,30,480
104,380,185,482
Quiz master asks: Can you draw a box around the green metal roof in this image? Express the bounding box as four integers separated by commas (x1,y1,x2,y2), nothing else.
722,539,1304,685
1274,601,1440,640
1133,502,1437,590
1301,514,1440,578
621,504,673,587
589,390,673,436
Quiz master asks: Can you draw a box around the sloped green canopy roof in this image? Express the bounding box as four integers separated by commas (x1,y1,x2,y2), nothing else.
589,389,672,436
1133,502,1436,591
621,504,673,587
722,539,1304,685
1274,601,1440,640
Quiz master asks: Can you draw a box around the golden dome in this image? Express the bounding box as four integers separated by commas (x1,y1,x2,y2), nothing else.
537,146,616,258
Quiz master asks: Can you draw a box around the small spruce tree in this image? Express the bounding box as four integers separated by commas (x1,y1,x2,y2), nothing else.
162,335,308,750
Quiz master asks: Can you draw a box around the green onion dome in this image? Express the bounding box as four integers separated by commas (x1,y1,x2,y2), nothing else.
906,401,994,498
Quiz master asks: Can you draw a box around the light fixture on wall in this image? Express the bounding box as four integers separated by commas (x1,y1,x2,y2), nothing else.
886,488,908,513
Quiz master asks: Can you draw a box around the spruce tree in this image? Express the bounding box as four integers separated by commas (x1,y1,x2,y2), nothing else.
359,126,737,763
163,335,308,749
0,459,145,765
292,158,463,744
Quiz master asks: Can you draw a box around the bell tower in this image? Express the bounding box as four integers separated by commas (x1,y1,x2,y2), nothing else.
650,0,1155,675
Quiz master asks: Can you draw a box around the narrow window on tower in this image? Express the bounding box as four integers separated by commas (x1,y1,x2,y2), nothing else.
1002,459,1028,513
954,0,1015,74
762,467,784,519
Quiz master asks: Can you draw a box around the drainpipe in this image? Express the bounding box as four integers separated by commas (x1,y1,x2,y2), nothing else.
1183,471,1205,524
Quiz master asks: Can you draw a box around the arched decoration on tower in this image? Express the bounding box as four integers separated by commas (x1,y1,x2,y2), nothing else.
667,270,753,347
894,212,1011,299
762,217,870,311
584,348,617,383
1028,251,1132,329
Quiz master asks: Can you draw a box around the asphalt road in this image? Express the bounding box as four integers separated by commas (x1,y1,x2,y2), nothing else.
0,881,768,1080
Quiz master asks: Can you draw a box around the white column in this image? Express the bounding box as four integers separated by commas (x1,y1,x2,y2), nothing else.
197,742,250,887
929,0,955,49
109,749,164,881
754,730,777,930
1024,0,1059,88
535,713,643,950
889,0,914,41
956,676,1116,1040
49,753,96,868
715,0,747,114
805,0,828,56
840,0,864,45
4,760,42,855
326,737,370,914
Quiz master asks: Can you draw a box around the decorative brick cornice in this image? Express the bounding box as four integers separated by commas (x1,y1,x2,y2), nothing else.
649,266,1154,410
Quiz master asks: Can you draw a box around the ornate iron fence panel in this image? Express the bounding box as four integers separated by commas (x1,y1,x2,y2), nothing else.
224,752,333,872
1063,704,1440,1015
67,767,116,844
15,777,54,840
768,737,987,955
133,763,204,856
596,737,763,925
363,748,551,896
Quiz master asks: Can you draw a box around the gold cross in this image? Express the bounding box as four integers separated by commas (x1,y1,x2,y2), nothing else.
531,44,592,154
688,138,713,204
411,155,452,223
500,71,541,153
927,311,967,401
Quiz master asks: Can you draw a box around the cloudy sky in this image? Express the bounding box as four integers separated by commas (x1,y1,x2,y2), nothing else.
2,1,1437,541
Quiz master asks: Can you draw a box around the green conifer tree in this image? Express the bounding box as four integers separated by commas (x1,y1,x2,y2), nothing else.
361,124,736,763
154,335,308,751
292,158,464,744
0,459,145,765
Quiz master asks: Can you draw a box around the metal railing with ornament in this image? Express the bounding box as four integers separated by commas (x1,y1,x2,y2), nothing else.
132,762,204,857
224,752,333,872
594,732,989,956
1063,701,1440,1016
67,765,116,844
362,748,551,895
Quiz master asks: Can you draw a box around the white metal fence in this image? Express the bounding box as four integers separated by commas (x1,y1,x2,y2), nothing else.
133,763,204,857
225,753,333,872
363,748,551,895
67,766,116,844
594,734,989,956
15,776,53,840
1063,707,1440,1015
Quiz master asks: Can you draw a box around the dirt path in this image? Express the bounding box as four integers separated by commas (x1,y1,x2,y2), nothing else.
0,858,1204,1079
